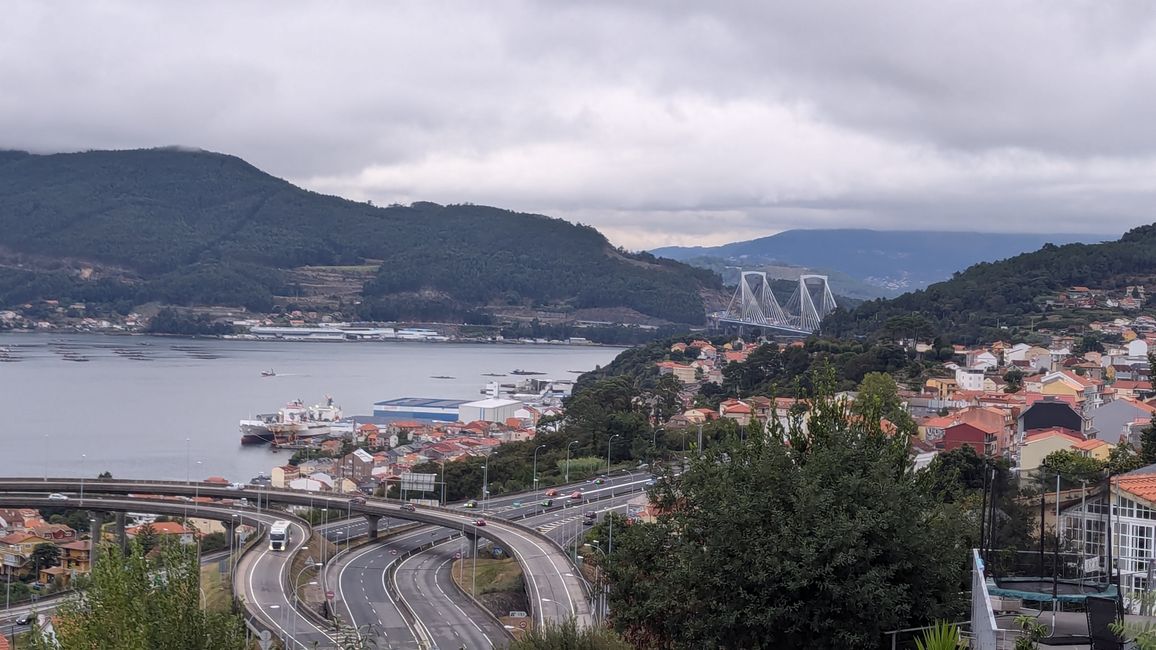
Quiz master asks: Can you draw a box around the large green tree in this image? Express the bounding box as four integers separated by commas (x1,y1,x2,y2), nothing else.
29,541,245,650
604,365,966,649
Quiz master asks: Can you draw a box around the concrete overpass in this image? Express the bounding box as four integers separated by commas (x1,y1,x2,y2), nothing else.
0,477,594,629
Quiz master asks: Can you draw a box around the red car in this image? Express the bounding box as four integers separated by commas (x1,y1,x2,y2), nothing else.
474,519,487,527
570,490,583,500
545,488,558,497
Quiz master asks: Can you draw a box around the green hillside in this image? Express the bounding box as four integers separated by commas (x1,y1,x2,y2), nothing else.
823,224,1156,343
0,148,718,323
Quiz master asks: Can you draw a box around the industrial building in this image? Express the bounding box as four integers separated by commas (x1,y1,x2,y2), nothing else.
458,398,523,424
373,397,469,422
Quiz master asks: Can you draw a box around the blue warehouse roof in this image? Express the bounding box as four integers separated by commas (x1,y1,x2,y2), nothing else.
373,397,470,409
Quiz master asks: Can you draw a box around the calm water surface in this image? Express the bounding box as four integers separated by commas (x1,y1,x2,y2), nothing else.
0,334,621,481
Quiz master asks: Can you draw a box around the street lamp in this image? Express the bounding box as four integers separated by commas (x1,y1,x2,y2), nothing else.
481,464,489,513
42,434,48,481
566,441,579,483
184,437,190,484
79,453,87,503
291,561,323,641
532,444,546,497
585,542,610,623
440,457,447,506
606,435,620,476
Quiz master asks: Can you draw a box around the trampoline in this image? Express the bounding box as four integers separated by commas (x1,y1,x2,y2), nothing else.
989,577,1118,604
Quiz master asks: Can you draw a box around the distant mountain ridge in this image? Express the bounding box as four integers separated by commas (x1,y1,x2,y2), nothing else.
0,148,719,324
823,224,1156,343
653,229,1108,294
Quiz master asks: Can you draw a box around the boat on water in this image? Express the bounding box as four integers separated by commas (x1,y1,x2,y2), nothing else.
261,369,276,377
430,375,455,379
511,369,546,376
239,396,343,445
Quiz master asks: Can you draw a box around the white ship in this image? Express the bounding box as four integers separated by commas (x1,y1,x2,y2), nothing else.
239,396,343,445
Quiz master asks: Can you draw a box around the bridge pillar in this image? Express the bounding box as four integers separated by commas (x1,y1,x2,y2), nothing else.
113,511,127,552
365,515,381,540
88,511,105,567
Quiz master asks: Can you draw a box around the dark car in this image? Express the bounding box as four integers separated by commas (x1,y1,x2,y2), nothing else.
15,614,32,626
474,519,486,527
400,503,416,512
540,499,554,507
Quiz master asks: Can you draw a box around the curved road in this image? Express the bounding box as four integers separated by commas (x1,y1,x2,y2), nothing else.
335,489,641,649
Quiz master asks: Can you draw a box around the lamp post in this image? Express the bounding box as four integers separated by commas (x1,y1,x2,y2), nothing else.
532,444,546,498
42,434,49,481
185,437,190,484
267,604,284,647
79,453,87,503
481,464,489,514
586,542,609,623
291,561,323,642
566,441,578,483
606,435,620,476
440,457,447,506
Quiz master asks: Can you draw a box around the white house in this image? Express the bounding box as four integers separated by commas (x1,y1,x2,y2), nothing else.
955,367,986,392
1128,339,1149,359
1006,343,1033,363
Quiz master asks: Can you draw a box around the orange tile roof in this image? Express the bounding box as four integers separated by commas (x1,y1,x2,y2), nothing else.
1116,473,1156,505
1023,428,1086,445
1072,438,1110,452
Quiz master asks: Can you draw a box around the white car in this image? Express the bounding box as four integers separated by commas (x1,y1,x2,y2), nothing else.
48,493,68,501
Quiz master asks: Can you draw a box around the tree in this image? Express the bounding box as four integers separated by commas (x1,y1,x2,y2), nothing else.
97,471,112,479
854,371,917,437
28,541,246,650
199,532,228,553
135,523,160,556
1141,423,1156,467
1040,449,1105,482
30,543,61,572
1003,368,1024,394
605,364,965,648
1075,334,1105,355
1109,441,1146,475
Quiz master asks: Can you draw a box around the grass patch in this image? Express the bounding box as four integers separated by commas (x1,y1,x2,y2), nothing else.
199,563,233,613
451,557,524,596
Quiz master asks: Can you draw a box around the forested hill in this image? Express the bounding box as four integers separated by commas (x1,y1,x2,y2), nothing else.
823,225,1156,343
0,148,719,323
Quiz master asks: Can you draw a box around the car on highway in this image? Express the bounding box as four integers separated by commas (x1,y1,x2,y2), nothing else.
48,493,68,501
400,503,416,512
349,496,367,505
15,614,32,626
227,482,246,490
464,500,478,509
593,478,606,485
644,479,656,487
473,519,486,527
569,490,582,500
540,499,553,507
544,488,558,497
583,511,597,525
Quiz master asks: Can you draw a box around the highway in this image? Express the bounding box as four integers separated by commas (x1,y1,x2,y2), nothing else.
331,483,644,649
0,495,331,647
0,472,649,647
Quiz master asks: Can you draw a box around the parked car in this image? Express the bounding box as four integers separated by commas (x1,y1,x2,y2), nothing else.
544,488,558,497
48,493,68,501
464,500,478,509
569,490,582,500
540,499,554,507
349,496,367,505
400,503,416,512
473,519,486,527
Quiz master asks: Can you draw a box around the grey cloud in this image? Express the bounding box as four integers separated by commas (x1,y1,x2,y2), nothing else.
2,1,1156,249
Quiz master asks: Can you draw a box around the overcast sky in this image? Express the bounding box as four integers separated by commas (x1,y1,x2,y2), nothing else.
3,2,1156,249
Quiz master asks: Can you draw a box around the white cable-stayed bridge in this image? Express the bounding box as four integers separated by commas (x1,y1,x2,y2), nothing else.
711,271,837,336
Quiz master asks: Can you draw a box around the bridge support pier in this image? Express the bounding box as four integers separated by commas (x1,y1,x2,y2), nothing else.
365,515,381,540
88,511,105,567
113,511,127,552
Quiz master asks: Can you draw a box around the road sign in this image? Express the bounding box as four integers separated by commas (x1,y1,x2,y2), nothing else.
453,551,461,559
508,610,528,618
401,472,436,492
326,590,335,599
520,621,528,629
258,630,272,650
